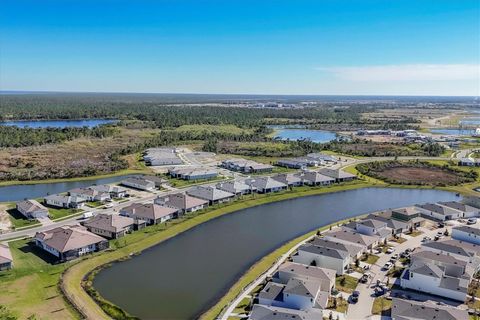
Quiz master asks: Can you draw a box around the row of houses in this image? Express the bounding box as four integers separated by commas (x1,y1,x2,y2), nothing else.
15,183,132,220
276,153,339,169
143,147,183,166
400,224,480,302
121,175,168,191
220,158,274,173
168,167,218,181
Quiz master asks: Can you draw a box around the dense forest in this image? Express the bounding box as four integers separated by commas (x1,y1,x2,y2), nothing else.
0,125,116,147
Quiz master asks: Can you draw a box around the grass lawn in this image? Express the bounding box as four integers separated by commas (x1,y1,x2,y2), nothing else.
361,253,380,265
86,201,104,208
232,297,251,314
335,275,358,293
47,206,83,220
390,236,407,244
407,230,423,237
0,239,79,320
371,297,392,315
386,266,405,278
6,206,40,229
327,296,348,313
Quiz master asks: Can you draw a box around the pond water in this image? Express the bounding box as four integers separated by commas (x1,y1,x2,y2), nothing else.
0,119,116,128
460,118,480,126
93,187,459,320
0,175,134,202
430,128,474,136
273,128,337,143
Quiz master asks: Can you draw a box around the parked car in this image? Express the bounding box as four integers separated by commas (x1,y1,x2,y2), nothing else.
360,274,369,283
391,254,399,260
82,211,94,219
468,218,477,225
422,236,431,242
382,262,392,270
386,248,394,254
434,235,443,241
374,287,385,296
351,291,360,303
438,222,445,228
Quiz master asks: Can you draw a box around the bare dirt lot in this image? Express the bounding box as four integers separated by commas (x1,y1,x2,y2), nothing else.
375,167,465,185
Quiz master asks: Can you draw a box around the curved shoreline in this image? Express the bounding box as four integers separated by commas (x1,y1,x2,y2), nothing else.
61,181,371,319
61,181,473,320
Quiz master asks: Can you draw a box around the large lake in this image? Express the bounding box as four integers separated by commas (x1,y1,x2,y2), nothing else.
93,187,458,320
273,128,337,143
0,119,116,128
0,175,133,202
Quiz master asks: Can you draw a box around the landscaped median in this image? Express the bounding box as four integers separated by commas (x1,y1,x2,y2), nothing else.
61,180,371,320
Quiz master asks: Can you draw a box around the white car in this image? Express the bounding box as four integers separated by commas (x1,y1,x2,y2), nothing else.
382,262,392,270
386,248,394,254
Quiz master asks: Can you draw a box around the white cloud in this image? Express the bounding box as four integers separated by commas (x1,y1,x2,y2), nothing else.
317,64,480,82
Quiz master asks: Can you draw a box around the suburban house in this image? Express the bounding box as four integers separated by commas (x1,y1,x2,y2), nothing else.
143,147,183,166
296,171,335,186
216,180,254,195
458,158,478,167
0,243,13,271
221,158,273,173
245,177,287,193
82,214,135,239
365,213,409,235
438,201,480,218
34,225,109,261
306,153,338,164
323,229,378,250
400,250,472,301
44,194,86,209
186,186,235,205
390,206,426,228
120,203,178,225
344,219,391,241
258,277,329,310
69,187,110,202
293,243,350,275
452,225,480,245
318,168,357,182
143,175,169,188
89,184,129,198
276,158,316,169
391,298,468,320
273,261,336,294
422,239,480,263
168,167,218,180
121,177,155,191
16,199,49,219
248,304,323,320
271,173,303,187
415,203,463,221
154,193,208,214
310,237,364,259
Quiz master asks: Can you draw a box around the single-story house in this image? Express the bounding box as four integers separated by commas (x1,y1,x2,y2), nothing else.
186,186,235,205
248,304,323,320
221,158,273,173
154,193,208,214
297,171,335,186
120,203,178,225
89,184,129,198
44,194,86,209
391,298,468,320
83,214,135,239
324,229,378,250
452,225,480,245
271,173,303,187
318,168,357,182
416,203,463,221
121,177,155,191
306,153,338,164
274,261,336,293
34,225,109,261
438,201,480,218
168,167,218,180
16,199,49,219
310,237,364,259
245,177,287,193
69,187,110,202
0,243,13,271
143,148,183,166
142,175,169,188
216,180,254,195
293,243,350,275
276,158,311,169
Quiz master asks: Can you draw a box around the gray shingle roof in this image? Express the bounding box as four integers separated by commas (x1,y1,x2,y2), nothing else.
453,225,480,237
298,243,348,259
186,185,235,201
391,298,468,320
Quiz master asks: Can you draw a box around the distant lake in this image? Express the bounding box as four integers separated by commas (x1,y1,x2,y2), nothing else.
460,118,480,126
0,119,117,128
430,128,474,136
273,128,337,143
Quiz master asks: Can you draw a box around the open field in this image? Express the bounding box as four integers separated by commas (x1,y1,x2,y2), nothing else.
357,161,476,186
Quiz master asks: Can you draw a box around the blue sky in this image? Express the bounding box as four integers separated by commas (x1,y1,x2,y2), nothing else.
1,0,479,95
